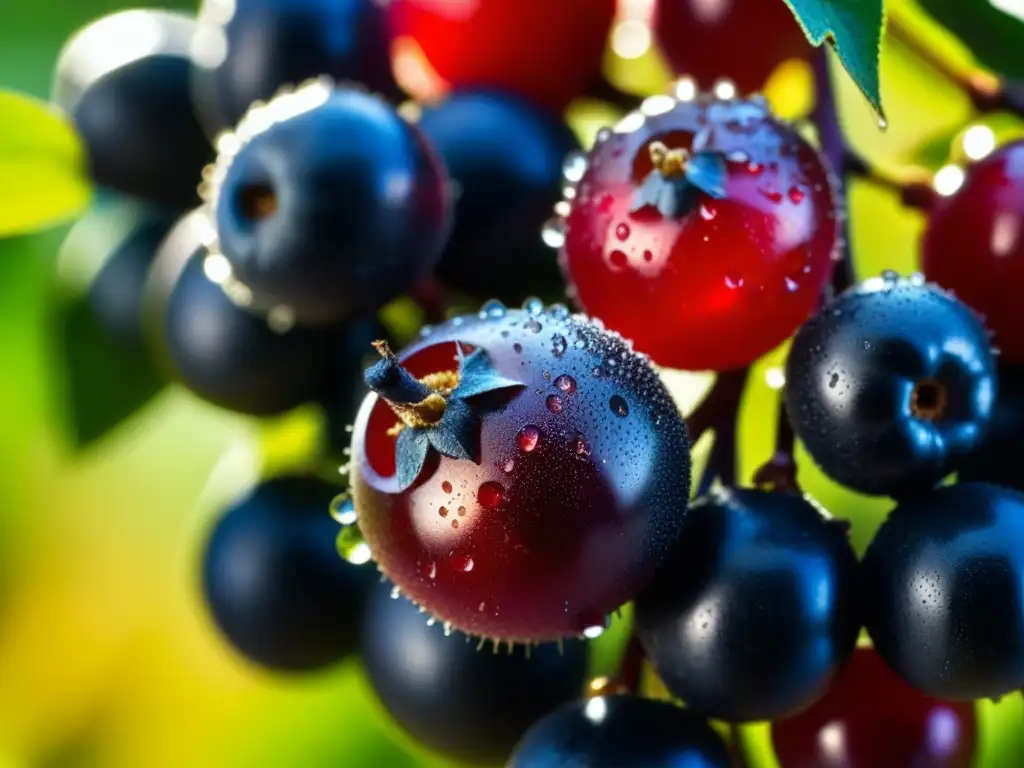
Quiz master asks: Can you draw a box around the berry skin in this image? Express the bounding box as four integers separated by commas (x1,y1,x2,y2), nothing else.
772,647,977,768
207,81,451,327
559,93,838,372
958,362,1024,491
634,488,859,723
202,475,376,671
361,578,588,764
191,0,398,139
785,275,997,497
508,695,731,768
53,10,213,208
861,482,1024,701
350,302,691,642
385,0,616,111
923,140,1024,365
652,0,811,95
415,91,577,304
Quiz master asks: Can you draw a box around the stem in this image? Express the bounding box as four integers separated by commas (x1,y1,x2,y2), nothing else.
844,152,938,211
614,634,646,694
752,401,800,493
687,367,750,494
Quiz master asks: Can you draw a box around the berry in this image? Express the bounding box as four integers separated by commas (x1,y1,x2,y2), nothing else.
558,92,838,372
415,91,577,304
202,475,375,671
772,647,976,768
191,0,398,139
861,482,1024,701
385,0,616,111
349,302,691,641
206,80,451,327
508,694,731,767
53,10,213,208
634,488,859,723
958,362,1024,491
923,140,1024,365
785,274,997,497
361,578,588,764
652,0,811,95
151,216,337,416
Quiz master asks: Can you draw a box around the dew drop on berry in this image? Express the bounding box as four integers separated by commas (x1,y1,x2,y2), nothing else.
451,519,459,529
784,276,800,292
615,222,631,241
551,334,568,358
788,186,806,204
549,303,570,320
329,493,356,525
336,524,371,565
514,343,523,353
609,250,628,269
524,318,543,334
479,299,506,319
477,481,504,509
699,203,717,221
546,394,565,414
418,324,435,338
592,366,603,378
522,296,544,315
420,560,437,580
643,250,654,262
542,217,566,248
458,506,466,516
390,585,401,599
439,506,449,518
441,480,453,494
724,273,744,289
574,435,592,457
562,150,588,183
610,395,629,417
554,374,577,394
451,554,475,573
503,456,516,473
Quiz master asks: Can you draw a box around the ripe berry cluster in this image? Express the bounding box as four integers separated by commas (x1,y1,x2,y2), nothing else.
48,0,1024,766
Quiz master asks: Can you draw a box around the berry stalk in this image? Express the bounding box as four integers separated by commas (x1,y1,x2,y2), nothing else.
687,367,750,494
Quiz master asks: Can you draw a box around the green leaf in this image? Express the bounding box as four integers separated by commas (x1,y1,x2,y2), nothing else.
0,89,92,237
918,0,1024,81
782,0,886,118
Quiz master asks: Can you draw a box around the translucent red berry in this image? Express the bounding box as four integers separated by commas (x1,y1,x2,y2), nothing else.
558,93,839,372
349,302,691,641
385,0,617,111
922,140,1024,364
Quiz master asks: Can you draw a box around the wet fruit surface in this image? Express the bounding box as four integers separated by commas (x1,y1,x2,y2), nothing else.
559,93,838,372
350,303,691,641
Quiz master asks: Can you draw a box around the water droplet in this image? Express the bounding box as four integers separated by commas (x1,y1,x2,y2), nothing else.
881,269,901,284
418,324,435,338
609,250,628,269
458,506,467,516
479,299,506,319
439,506,449,518
451,519,460,529
478,601,488,612
523,296,544,315
592,366,603,378
724,273,744,289
642,250,653,262
610,395,629,417
878,116,888,130
478,481,504,508
443,622,453,637
788,186,805,204
595,127,612,144
562,150,588,183
554,374,576,394
390,585,401,599
451,554,474,573
513,343,523,353
699,203,717,221
747,161,764,175
420,560,437,579
543,370,552,380
542,217,566,248
784,276,799,292
551,334,568,357
524,318,543,334
329,493,357,525
441,480,452,493
582,624,606,639
336,525,372,565
546,394,565,414
517,425,541,452
615,222,631,241
574,435,592,457
503,456,515,473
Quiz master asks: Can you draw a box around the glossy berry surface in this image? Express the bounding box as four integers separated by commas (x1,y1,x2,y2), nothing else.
958,362,1024,491
53,10,213,208
635,488,859,723
772,647,976,768
559,93,838,372
861,482,1024,701
785,275,996,497
361,578,587,764
350,303,691,641
208,81,450,327
385,0,616,111
154,229,339,416
191,0,397,139
923,140,1024,365
202,475,375,671
416,91,577,304
508,694,731,768
653,0,811,94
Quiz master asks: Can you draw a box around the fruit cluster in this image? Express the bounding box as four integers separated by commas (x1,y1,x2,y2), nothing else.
47,0,1024,766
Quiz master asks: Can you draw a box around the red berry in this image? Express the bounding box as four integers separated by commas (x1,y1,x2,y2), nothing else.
771,647,976,768
922,140,1024,363
558,93,839,372
652,0,811,94
385,0,617,111
349,302,691,641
